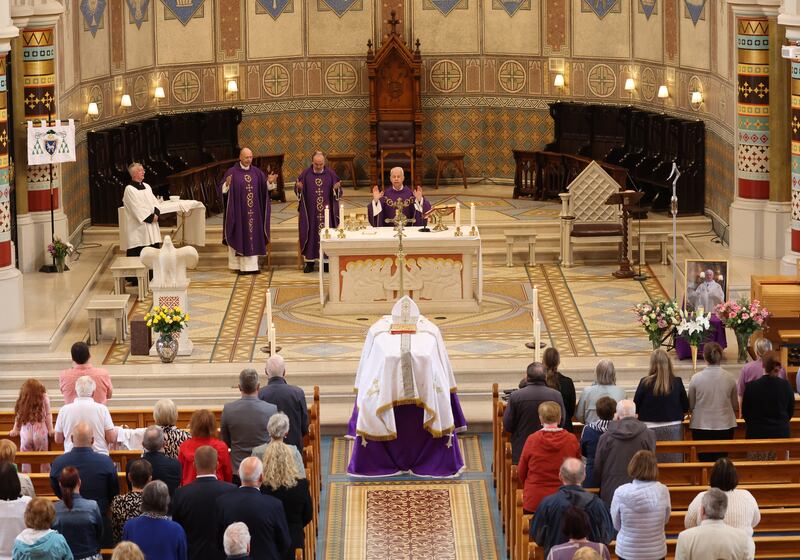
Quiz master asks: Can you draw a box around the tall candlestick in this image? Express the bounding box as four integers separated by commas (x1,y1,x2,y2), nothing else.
470,202,476,229
324,205,330,230
339,203,344,228
534,320,542,362
269,322,276,356
455,202,461,228
265,289,273,331
532,285,539,327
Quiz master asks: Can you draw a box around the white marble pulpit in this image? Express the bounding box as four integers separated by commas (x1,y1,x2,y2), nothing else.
319,227,482,315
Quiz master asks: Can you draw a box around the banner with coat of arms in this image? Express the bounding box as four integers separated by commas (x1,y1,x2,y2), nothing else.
26,120,77,165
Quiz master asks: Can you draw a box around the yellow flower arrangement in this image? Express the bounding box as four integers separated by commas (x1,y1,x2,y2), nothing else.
143,305,188,336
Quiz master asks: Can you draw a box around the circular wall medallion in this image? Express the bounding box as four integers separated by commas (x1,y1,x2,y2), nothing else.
171,70,200,105
430,60,462,93
640,67,657,101
263,64,290,98
134,75,148,109
587,64,617,98
498,60,526,94
325,62,357,95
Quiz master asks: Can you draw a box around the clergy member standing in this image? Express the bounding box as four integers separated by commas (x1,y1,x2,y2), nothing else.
219,148,276,274
123,162,161,285
295,151,343,273
368,167,430,227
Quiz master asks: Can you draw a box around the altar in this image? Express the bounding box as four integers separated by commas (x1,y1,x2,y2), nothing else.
319,227,482,315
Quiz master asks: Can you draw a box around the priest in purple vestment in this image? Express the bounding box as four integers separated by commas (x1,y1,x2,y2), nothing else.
368,167,431,227
219,148,276,273
295,151,343,273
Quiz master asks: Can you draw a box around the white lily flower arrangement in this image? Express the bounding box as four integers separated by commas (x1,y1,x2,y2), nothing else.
676,308,712,347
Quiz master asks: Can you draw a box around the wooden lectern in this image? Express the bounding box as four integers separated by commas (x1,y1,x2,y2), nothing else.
605,190,643,279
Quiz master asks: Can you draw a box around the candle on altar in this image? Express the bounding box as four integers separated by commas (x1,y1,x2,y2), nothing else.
455,202,461,228
470,202,476,229
324,205,330,230
339,203,344,228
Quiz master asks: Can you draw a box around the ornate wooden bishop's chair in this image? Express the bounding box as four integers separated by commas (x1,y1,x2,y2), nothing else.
367,11,423,187
559,161,627,267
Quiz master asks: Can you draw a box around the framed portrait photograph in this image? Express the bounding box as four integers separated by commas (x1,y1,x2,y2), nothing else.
685,259,729,312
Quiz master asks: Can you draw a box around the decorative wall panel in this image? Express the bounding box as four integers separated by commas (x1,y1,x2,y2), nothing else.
792,61,800,252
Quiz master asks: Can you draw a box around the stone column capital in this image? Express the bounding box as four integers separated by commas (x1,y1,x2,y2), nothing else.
25,0,63,29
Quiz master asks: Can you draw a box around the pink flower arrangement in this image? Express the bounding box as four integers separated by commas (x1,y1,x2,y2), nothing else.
715,298,770,334
633,300,681,348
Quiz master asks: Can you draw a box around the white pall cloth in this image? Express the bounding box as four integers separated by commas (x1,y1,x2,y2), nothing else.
353,297,460,440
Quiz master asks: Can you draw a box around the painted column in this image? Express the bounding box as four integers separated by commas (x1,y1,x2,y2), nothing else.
780,0,800,270
0,53,10,269
791,59,800,254
736,17,770,200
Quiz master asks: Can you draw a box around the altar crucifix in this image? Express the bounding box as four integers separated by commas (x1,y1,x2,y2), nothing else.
385,196,415,296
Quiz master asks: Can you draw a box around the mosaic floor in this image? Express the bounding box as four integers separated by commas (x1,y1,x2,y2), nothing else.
320,434,501,560
103,263,668,365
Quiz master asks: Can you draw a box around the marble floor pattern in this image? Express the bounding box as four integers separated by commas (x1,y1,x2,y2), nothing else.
102,262,668,365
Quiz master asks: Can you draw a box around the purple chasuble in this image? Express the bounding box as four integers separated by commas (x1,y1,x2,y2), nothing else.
346,393,467,477
367,185,431,227
296,166,341,260
219,164,271,257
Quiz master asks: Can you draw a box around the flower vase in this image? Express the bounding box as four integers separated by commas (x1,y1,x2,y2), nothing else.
55,257,65,273
690,344,698,372
735,331,751,363
156,334,179,363
650,335,661,350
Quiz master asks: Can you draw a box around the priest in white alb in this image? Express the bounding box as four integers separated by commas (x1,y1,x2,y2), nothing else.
346,296,467,477
122,162,161,284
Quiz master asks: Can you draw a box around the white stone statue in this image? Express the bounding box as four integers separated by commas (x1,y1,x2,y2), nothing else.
140,236,198,288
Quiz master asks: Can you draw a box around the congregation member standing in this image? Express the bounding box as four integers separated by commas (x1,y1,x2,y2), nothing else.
594,400,655,506
688,342,738,462
8,379,52,472
258,355,308,452
503,363,565,464
676,488,755,560
134,426,181,497
633,349,689,462
575,360,626,425
742,351,795,460
152,399,189,460
122,163,161,284
54,376,116,454
178,410,232,485
122,481,187,560
368,167,430,227
736,338,787,415
221,369,276,479
53,466,103,560
0,462,30,559
294,151,342,273
112,459,151,543
60,342,113,404
12,498,73,560
172,446,237,560
543,348,576,433
219,148,275,274
580,396,616,488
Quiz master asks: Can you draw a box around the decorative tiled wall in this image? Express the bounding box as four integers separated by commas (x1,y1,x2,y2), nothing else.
706,130,736,223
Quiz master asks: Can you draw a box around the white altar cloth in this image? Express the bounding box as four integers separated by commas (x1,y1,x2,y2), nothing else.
118,199,206,250
319,227,482,315
353,313,461,439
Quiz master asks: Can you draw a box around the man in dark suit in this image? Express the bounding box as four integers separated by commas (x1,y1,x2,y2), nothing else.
172,445,237,560
258,355,308,451
221,368,277,476
216,457,290,560
130,425,182,496
503,362,566,463
50,421,119,546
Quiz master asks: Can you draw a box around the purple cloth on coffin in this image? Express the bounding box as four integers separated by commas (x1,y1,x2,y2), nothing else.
675,314,727,360
346,392,467,477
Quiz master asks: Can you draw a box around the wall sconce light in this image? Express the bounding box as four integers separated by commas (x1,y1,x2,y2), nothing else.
624,78,635,92
553,73,565,88
657,85,669,99
226,80,238,94
120,94,132,108
154,86,165,99
690,90,703,108
87,102,99,116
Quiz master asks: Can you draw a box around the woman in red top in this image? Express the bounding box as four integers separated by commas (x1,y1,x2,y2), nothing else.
518,400,581,513
177,409,232,485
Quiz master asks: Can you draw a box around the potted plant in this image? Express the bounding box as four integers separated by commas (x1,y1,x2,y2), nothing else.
715,298,770,363
633,300,681,349
144,305,189,363
47,237,74,273
676,308,712,371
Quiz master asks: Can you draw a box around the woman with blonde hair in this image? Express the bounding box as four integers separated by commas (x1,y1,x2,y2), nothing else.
633,349,689,462
152,399,189,459
0,440,34,497
260,413,312,560
111,541,144,560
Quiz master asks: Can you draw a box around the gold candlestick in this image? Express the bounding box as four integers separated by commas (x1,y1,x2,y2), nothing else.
322,228,331,240
337,227,346,239
469,226,478,236
454,226,463,237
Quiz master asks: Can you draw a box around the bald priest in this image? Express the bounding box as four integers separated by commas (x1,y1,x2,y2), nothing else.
368,167,430,228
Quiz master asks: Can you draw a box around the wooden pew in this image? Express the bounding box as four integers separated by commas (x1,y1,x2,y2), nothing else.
658,460,800,486
656,438,800,461
14,450,143,474
667,507,800,534
529,536,800,559
30,472,128,497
